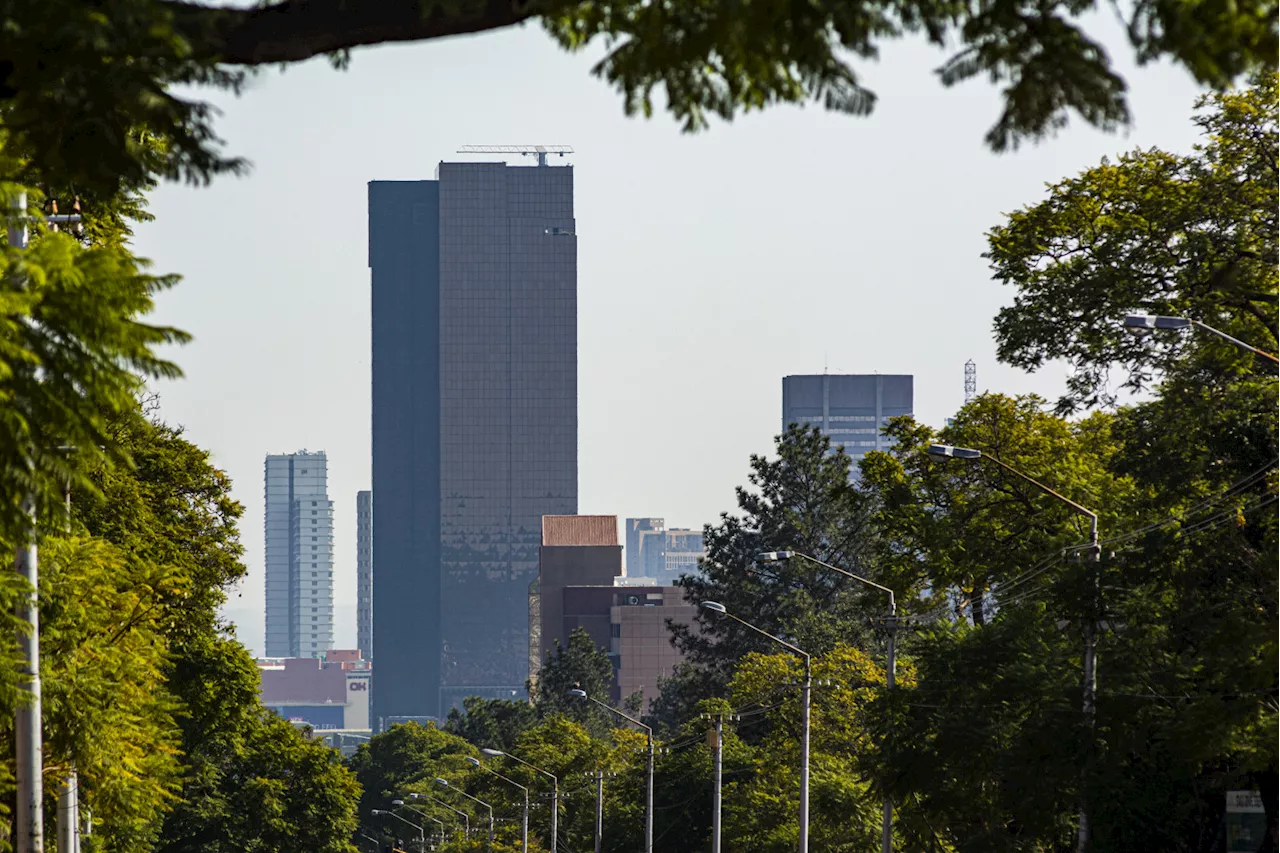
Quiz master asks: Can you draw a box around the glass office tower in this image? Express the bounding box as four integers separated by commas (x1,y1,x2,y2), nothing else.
369,159,577,725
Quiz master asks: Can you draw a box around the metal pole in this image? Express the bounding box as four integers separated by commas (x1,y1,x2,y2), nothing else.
645,735,654,853
57,775,79,853
711,716,723,853
487,806,494,850
521,788,529,853
551,775,559,853
11,191,44,853
799,655,811,853
881,621,897,853
1077,518,1100,853
59,478,80,853
594,771,604,853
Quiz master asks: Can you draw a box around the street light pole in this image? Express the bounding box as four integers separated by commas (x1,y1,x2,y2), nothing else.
372,808,426,851
757,550,898,852
569,689,654,853
927,444,1101,853
409,792,470,838
482,747,558,853
468,756,529,853
395,803,447,847
436,778,494,850
699,602,810,853
9,191,43,853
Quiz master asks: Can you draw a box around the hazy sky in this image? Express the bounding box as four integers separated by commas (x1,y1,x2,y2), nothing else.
131,19,1208,656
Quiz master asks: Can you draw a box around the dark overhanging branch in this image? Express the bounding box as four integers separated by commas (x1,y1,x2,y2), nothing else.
167,0,544,66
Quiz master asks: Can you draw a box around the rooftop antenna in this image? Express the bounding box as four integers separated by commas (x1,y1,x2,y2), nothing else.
457,144,575,167
964,359,977,403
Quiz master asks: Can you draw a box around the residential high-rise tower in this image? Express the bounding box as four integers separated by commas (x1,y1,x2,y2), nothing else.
264,451,334,658
356,490,372,660
369,154,577,724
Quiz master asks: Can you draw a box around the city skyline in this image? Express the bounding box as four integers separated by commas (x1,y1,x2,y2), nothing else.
131,29,1210,658
369,157,578,724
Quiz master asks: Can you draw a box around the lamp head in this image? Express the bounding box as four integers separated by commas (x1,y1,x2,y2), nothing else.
435,778,450,787
409,793,424,800
465,757,481,767
481,748,505,757
700,601,727,614
372,809,387,816
568,688,588,699
1123,313,1192,332
927,444,982,461
755,551,795,563
392,799,405,806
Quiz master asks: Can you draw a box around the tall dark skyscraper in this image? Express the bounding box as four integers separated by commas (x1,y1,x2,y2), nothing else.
369,156,578,725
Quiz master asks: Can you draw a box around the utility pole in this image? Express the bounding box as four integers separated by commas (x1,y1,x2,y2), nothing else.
10,191,43,853
1077,524,1102,853
593,771,605,853
799,655,811,853
879,616,899,853
702,712,737,853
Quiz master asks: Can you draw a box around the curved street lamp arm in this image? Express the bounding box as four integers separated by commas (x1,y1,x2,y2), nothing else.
1193,320,1280,364
724,611,811,664
500,751,558,786
789,552,897,615
979,455,1099,545
585,695,653,738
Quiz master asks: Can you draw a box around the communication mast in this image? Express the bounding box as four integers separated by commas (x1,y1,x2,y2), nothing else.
456,144,574,167
964,360,977,403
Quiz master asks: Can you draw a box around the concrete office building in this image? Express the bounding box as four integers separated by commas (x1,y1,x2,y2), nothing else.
782,374,914,473
624,518,706,586
264,451,334,659
369,155,577,725
533,515,623,681
533,514,699,711
356,490,373,660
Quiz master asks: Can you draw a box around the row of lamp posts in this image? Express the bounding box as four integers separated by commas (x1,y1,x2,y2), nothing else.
366,308,1276,853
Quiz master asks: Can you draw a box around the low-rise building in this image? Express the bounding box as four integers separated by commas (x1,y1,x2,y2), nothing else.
258,649,371,731
533,516,700,712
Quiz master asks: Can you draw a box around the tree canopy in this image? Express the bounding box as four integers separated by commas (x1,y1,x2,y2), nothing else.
1,0,1276,202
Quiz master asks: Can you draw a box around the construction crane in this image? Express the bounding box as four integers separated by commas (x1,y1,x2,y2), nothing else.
964,360,977,403
456,144,574,167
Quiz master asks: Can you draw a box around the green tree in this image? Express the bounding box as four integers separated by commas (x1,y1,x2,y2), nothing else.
443,696,539,754
861,393,1134,625
988,73,1278,413
530,627,618,735
67,404,361,853
661,425,884,727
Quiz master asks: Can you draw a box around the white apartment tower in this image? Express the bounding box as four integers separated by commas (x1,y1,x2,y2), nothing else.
356,490,373,660
264,451,334,658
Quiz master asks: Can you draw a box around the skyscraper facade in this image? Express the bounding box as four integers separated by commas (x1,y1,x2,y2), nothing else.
356,490,372,660
782,375,914,472
264,451,334,658
369,157,577,724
